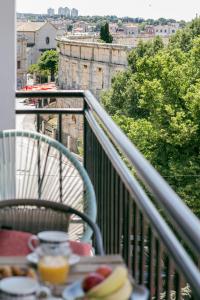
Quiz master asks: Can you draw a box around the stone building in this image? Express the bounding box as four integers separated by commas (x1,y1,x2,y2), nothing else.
145,25,155,35
155,23,179,36
17,34,27,89
57,36,130,98
17,22,58,67
73,21,89,33
123,24,139,36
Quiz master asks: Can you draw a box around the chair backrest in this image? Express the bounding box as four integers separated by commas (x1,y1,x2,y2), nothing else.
0,199,104,255
0,130,96,242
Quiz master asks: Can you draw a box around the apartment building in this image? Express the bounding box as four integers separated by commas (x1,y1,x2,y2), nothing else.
47,8,55,17
71,8,78,18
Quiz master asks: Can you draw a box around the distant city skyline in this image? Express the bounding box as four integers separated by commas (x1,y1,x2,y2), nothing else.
17,0,200,21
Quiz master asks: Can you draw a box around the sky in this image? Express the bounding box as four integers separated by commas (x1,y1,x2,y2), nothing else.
16,0,200,21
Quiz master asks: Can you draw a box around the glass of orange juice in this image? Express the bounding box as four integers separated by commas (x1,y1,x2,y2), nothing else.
38,255,70,285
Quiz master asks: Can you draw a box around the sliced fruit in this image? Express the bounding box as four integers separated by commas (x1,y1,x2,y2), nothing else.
87,266,128,298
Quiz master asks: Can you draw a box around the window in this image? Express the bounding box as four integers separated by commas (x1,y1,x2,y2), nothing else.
17,61,21,69
46,37,50,45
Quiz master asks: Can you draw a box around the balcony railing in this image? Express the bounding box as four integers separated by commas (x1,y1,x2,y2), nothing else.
16,90,200,299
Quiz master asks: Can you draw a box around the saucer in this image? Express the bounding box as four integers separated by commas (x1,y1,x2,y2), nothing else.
26,252,80,266
0,276,39,295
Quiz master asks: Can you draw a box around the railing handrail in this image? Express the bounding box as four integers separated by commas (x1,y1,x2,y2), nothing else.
83,90,200,256
16,90,200,255
16,108,84,114
16,90,84,98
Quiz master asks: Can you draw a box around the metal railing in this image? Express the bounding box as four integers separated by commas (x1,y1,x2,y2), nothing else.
16,90,200,299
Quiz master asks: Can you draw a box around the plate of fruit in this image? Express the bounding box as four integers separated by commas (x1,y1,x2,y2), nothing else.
62,265,148,300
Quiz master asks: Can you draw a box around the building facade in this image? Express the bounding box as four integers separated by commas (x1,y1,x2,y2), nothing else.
145,25,155,35
155,23,179,36
17,22,58,67
17,34,27,89
71,8,78,18
123,24,139,36
47,8,55,17
57,37,130,98
73,21,89,33
58,7,65,16
64,7,70,18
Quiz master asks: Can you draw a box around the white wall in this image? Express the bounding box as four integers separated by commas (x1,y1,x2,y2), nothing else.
0,0,15,129
34,23,57,63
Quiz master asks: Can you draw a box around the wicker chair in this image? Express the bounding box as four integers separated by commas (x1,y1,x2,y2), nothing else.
0,130,96,242
0,199,104,255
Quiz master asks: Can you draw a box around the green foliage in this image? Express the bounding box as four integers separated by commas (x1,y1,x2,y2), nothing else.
28,64,39,75
38,50,59,81
100,22,113,43
28,64,49,83
170,17,200,52
101,19,200,217
67,24,73,32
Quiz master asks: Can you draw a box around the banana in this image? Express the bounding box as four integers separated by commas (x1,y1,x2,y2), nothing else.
87,266,128,298
88,279,132,300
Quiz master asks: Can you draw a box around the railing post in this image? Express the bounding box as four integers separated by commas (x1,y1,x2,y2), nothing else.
83,101,88,172
58,113,63,202
37,114,41,199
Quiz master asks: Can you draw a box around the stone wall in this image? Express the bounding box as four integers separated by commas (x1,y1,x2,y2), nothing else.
57,37,130,98
112,34,169,47
40,98,83,154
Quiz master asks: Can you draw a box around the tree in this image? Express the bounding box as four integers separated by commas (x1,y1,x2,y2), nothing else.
28,64,49,84
100,22,113,43
67,24,73,32
38,50,58,81
101,21,200,218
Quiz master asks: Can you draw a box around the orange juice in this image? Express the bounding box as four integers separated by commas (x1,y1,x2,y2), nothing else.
38,255,69,285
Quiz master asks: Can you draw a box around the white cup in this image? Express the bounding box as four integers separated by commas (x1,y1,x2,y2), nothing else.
28,231,71,256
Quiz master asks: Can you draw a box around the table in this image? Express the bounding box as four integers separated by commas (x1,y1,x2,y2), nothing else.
0,255,148,299
0,255,124,284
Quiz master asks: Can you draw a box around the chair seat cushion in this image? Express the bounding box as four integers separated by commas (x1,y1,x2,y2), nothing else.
0,230,31,256
0,230,92,256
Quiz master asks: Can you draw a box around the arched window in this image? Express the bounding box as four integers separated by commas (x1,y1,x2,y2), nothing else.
46,37,50,45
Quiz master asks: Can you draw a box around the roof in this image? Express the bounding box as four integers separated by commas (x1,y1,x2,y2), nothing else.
17,22,47,32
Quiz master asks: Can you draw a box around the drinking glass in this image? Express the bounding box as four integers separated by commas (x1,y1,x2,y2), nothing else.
38,243,70,295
